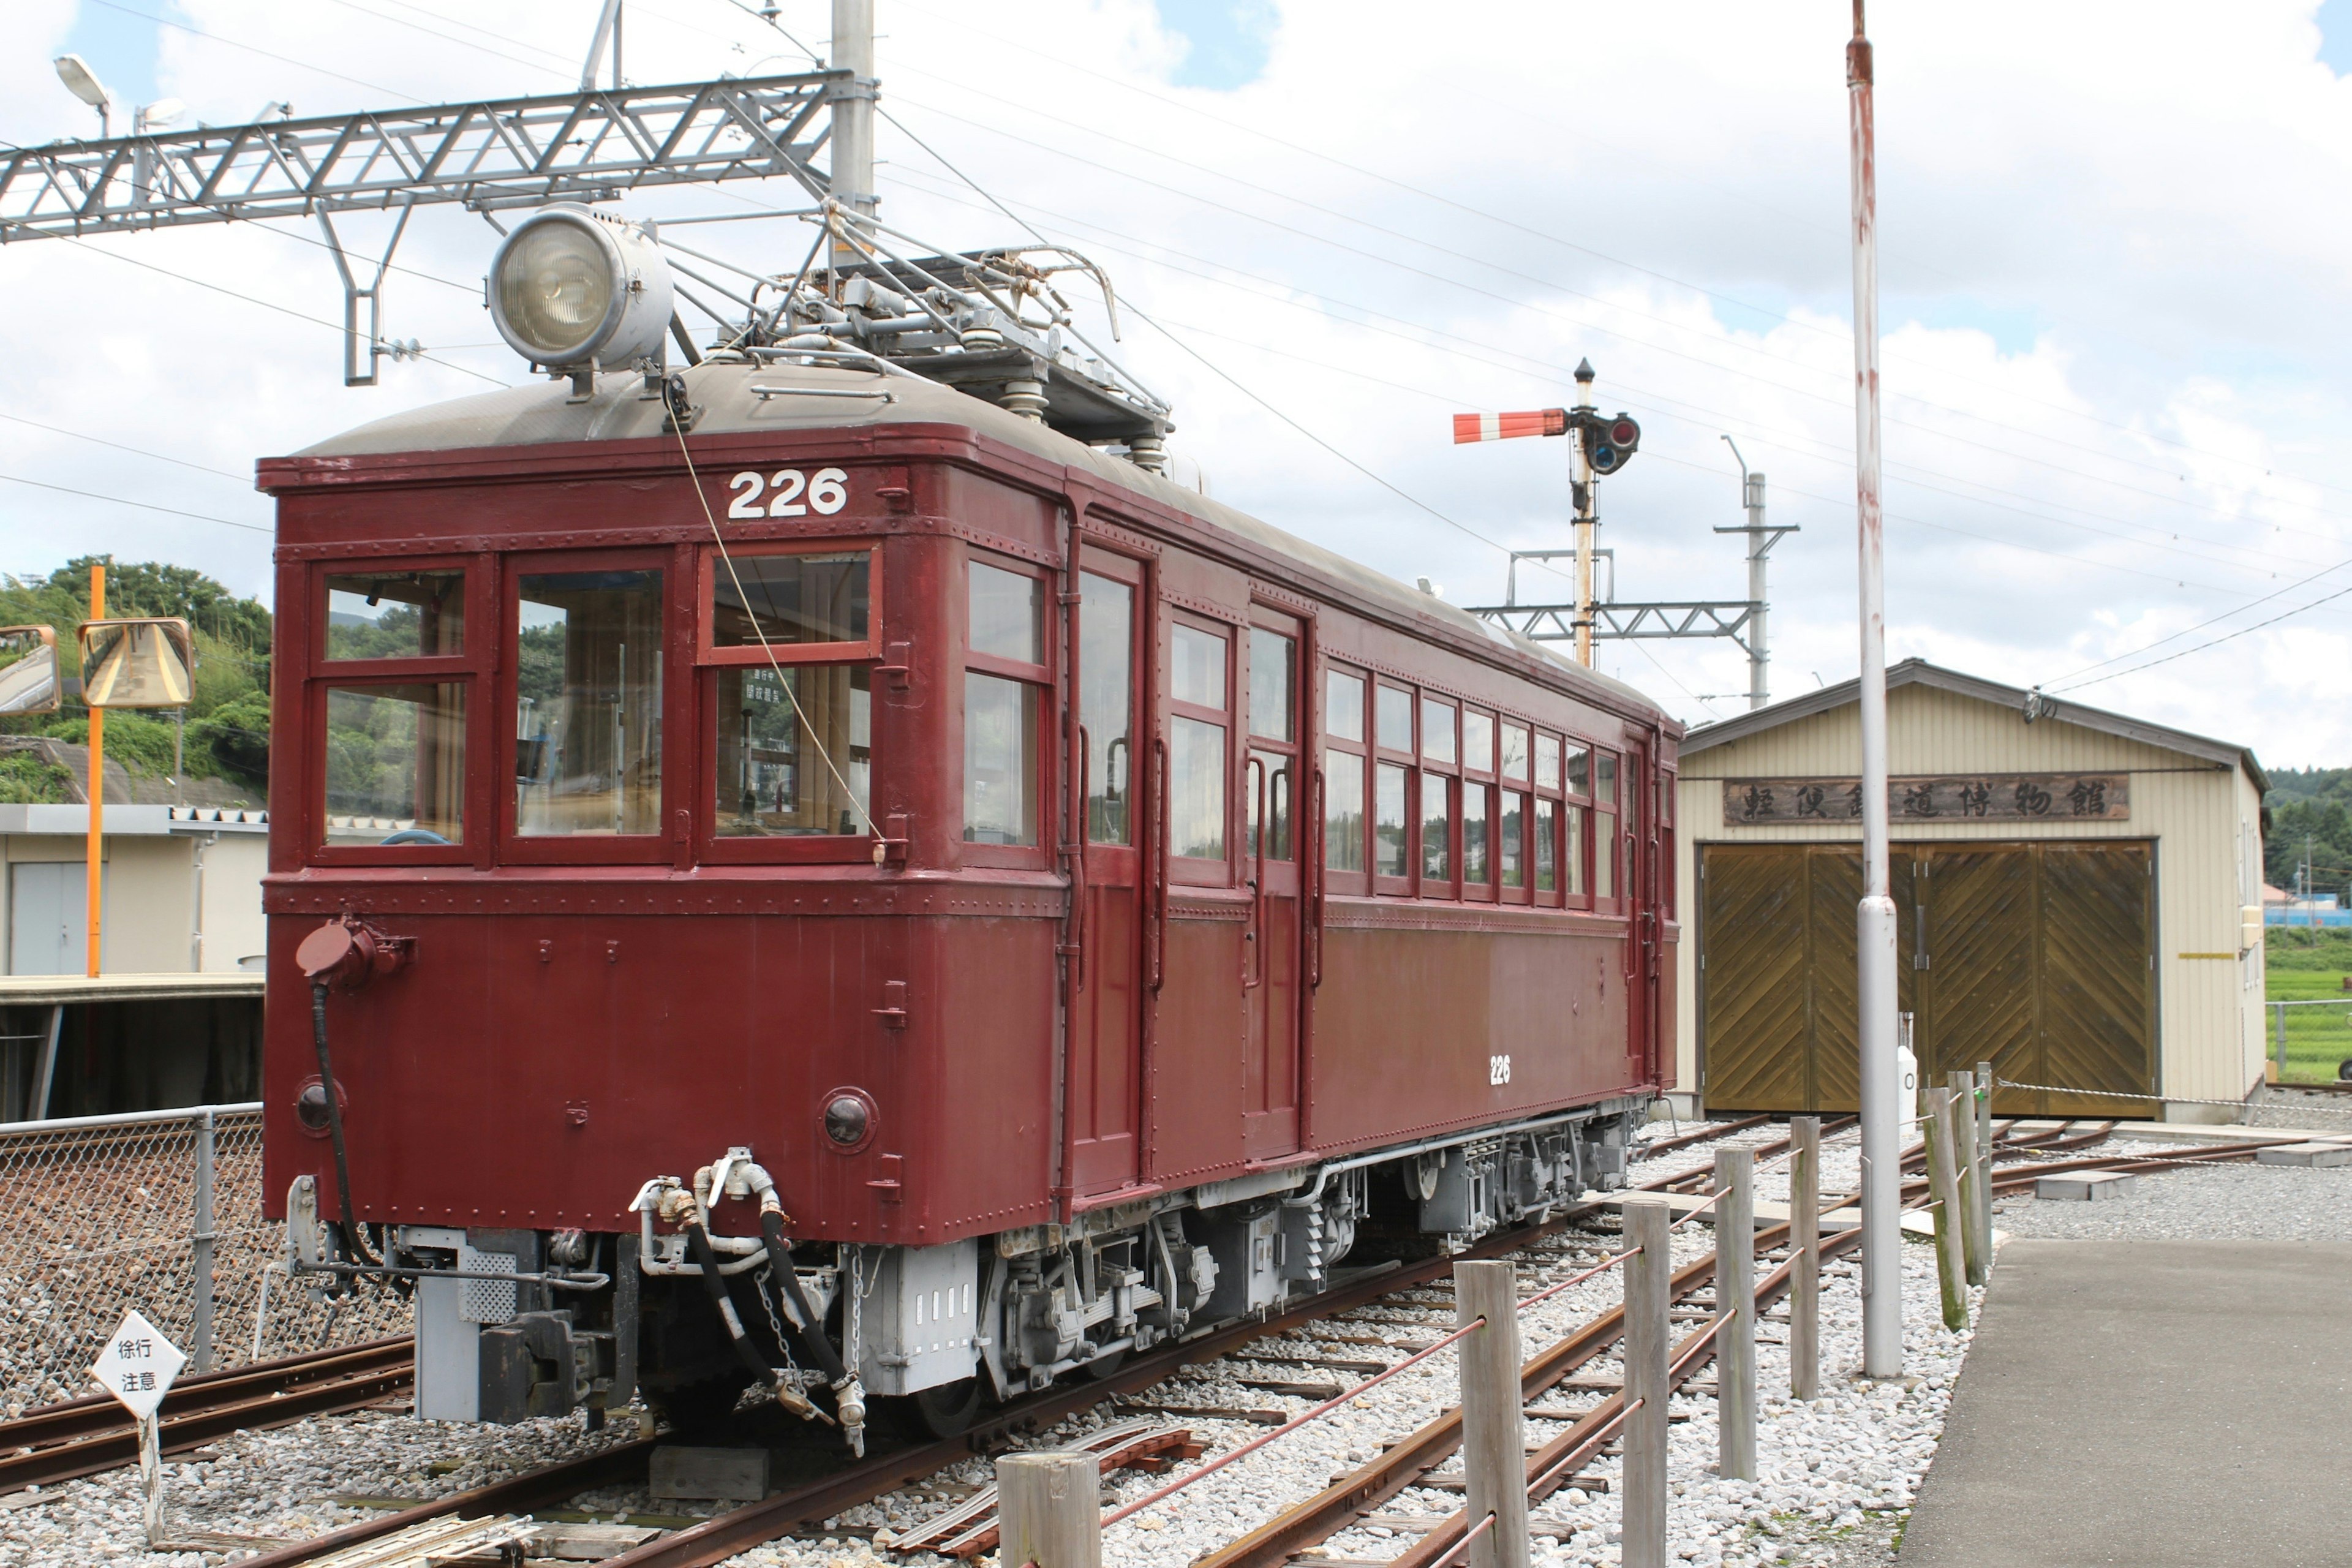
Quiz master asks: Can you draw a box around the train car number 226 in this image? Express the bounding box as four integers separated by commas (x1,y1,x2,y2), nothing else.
727,467,851,518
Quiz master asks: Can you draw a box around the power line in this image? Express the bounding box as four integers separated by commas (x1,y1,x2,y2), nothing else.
884,0,2352,508
878,105,2351,568
2041,552,2352,687
0,472,271,535
2048,581,2352,692
0,412,250,483
85,0,423,99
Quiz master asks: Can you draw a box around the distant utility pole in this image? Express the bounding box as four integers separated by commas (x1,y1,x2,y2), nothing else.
1717,437,1798,710
1847,0,1904,1380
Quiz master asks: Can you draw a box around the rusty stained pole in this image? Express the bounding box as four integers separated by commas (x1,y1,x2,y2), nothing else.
1847,0,1902,1377
1571,358,1599,668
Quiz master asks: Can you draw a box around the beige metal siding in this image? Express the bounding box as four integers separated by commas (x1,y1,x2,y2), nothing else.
1675,683,2263,1117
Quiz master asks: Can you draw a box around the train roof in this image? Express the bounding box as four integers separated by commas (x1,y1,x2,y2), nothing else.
293,359,1668,726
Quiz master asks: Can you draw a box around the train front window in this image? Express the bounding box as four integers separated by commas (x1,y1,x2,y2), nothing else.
709,552,867,652
323,684,466,845
326,572,464,660
515,570,664,837
1081,573,1133,845
717,665,870,836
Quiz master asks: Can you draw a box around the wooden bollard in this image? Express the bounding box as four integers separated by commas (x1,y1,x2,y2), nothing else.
1788,1116,1820,1401
1923,1088,1969,1332
1621,1198,1671,1568
998,1451,1101,1568
1947,1071,1985,1289
1713,1147,1755,1480
1454,1261,1531,1568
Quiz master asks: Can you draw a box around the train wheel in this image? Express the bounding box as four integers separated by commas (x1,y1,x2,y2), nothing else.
910,1376,984,1438
650,1373,753,1434
1078,1347,1127,1380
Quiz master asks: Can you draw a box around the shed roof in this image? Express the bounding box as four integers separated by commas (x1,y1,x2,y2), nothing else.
1680,658,2267,793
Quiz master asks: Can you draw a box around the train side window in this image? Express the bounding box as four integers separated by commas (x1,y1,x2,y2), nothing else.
1567,742,1591,799
1246,625,1297,861
1501,722,1530,785
1593,747,1618,902
325,571,464,660
1322,665,1368,886
1534,797,1556,894
1376,684,1413,753
1167,620,1230,869
1374,763,1408,881
1421,769,1452,886
1421,697,1456,764
1499,789,1525,891
1536,732,1561,792
1461,708,1494,900
514,569,665,839
965,558,1049,850
1533,729,1566,907
1081,572,1134,845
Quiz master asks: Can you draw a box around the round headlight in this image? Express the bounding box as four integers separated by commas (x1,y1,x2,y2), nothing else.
487,205,675,373
497,220,614,361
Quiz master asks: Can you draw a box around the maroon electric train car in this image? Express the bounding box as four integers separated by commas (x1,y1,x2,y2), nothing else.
260,353,1680,1444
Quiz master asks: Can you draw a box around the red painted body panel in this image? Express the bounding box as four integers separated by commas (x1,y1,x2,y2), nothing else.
261,409,1677,1241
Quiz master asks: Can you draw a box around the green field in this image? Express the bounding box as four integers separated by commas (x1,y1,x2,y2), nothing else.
2265,926,2352,1084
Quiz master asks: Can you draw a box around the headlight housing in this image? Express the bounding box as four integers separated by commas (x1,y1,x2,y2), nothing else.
488,204,674,372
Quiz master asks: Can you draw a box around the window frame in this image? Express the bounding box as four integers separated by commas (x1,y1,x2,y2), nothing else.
1591,745,1621,911
960,550,1054,870
1373,681,1416,898
499,546,686,868
695,540,882,666
1418,696,1458,899
1532,728,1568,909
1319,662,1371,896
1164,609,1236,886
1079,551,1148,849
1460,706,1497,903
306,553,490,868
1245,611,1303,869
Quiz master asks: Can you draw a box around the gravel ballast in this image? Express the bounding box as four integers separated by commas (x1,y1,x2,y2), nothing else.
12,1117,2346,1568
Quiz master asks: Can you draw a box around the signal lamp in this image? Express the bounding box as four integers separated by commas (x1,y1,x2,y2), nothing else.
1584,412,1642,475
78,618,192,709
487,204,674,374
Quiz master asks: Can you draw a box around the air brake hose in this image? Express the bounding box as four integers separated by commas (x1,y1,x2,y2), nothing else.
309,980,380,1266
684,1219,821,1422
760,1208,850,1383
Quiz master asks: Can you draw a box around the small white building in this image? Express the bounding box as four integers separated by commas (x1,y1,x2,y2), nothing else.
0,805,268,1121
1672,661,2267,1124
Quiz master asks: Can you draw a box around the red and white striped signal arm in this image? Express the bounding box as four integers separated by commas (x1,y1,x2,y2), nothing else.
1452,409,1569,444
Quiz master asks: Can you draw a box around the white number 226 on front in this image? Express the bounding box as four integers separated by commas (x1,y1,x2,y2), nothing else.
726,467,850,519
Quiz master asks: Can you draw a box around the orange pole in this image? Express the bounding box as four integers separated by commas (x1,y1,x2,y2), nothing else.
85,563,104,978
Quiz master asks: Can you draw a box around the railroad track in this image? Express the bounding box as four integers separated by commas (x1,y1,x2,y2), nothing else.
103,1117,2294,1564
0,1336,413,1494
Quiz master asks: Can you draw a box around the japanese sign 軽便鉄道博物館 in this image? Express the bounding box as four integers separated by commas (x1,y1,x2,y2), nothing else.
1721,774,2130,826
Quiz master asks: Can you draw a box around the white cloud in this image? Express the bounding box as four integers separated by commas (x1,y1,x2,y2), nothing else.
0,0,2344,765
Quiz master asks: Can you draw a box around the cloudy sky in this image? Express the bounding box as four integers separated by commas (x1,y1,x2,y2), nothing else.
3,1,2348,766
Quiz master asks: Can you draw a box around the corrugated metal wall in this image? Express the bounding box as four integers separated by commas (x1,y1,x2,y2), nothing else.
1674,683,2262,1116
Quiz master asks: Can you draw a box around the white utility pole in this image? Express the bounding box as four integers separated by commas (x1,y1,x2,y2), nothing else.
1572,358,1599,668
1717,437,1796,710
1847,0,1902,1379
831,0,879,236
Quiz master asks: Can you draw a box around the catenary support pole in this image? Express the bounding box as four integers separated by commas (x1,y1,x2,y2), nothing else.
830,0,878,247
1923,1089,1968,1332
1714,1147,1755,1480
1789,1116,1820,1400
997,1451,1102,1568
86,561,106,979
1622,1197,1671,1568
192,1107,217,1372
1845,0,1902,1380
1455,1261,1532,1568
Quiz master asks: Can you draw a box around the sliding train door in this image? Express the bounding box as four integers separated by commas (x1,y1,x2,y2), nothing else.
1241,609,1306,1160
1068,551,1147,1193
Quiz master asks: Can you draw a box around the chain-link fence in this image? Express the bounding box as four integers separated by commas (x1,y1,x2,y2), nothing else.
0,1104,409,1417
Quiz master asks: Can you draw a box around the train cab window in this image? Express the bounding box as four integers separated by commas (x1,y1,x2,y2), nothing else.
1322,667,1368,881
1080,571,1134,844
965,560,1047,848
1246,627,1297,861
1167,622,1229,865
323,684,467,845
325,572,464,660
514,570,664,837
707,551,870,654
